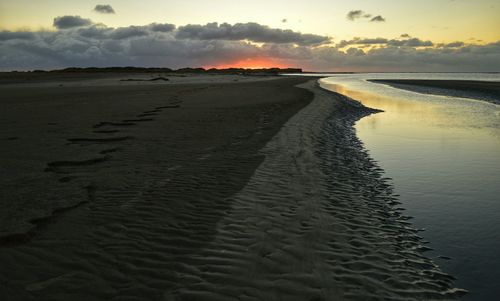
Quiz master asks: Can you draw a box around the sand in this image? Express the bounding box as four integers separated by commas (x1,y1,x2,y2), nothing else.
0,72,282,88
0,74,464,300
369,79,500,104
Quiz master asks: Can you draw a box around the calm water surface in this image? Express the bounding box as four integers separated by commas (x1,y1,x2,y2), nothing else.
320,73,500,300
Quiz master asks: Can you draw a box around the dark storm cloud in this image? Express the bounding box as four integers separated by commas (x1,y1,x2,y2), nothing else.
53,16,93,29
0,31,35,41
176,22,330,45
149,23,176,32
93,4,116,14
128,38,260,61
1,20,499,72
302,41,500,72
370,15,386,22
108,26,149,39
75,23,175,39
77,25,112,39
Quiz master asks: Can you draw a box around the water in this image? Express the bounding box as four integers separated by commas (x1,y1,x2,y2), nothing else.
319,73,500,300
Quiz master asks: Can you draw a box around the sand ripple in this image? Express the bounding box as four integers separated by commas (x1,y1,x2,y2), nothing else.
169,81,465,300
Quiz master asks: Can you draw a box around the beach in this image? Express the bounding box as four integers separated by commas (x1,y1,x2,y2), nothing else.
0,73,308,239
0,74,463,300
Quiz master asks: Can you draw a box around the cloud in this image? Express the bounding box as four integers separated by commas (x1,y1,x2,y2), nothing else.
347,10,365,21
1,20,499,72
346,47,366,56
53,16,92,29
93,4,115,14
437,41,465,48
149,23,176,32
0,31,35,41
77,25,112,39
370,15,386,22
108,26,149,39
347,10,386,22
76,23,175,39
336,38,386,48
74,23,174,40
356,38,389,44
299,42,500,72
337,37,433,48
176,22,330,46
388,38,433,47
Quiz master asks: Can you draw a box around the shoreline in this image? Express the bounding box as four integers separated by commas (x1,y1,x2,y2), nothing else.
0,75,464,299
325,75,500,299
169,80,464,300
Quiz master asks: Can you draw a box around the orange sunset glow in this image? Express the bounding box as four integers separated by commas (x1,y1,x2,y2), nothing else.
206,57,289,69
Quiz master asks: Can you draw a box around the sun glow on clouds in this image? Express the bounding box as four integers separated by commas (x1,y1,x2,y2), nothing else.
1,13,500,72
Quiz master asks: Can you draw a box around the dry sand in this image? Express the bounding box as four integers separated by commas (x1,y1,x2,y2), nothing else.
0,74,464,300
0,72,281,88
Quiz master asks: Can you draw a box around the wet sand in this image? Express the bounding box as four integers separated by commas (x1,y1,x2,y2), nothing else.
370,79,500,104
0,74,463,300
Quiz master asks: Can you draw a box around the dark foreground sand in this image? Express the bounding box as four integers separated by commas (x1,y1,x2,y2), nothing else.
0,75,309,239
370,79,500,104
0,75,310,298
0,74,464,300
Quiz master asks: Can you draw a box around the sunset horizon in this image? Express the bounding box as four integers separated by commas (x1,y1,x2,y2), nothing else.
1,0,499,72
1,1,499,300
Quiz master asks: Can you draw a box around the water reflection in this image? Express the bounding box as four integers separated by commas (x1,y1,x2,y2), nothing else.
319,75,500,300
322,82,460,127
320,80,500,132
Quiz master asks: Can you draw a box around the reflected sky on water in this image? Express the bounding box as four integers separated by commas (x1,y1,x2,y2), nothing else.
320,74,500,300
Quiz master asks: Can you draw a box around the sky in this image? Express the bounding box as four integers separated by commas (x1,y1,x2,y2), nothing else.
1,0,499,71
